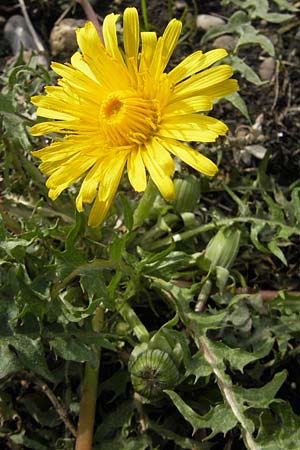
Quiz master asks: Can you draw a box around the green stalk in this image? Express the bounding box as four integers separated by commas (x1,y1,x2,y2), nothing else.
75,307,104,450
118,301,149,343
133,179,157,228
140,0,149,31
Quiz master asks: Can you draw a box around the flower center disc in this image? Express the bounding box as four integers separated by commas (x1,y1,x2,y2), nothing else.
102,97,123,119
99,91,160,146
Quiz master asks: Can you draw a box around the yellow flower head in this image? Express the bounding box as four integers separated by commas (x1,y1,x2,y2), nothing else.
30,7,238,227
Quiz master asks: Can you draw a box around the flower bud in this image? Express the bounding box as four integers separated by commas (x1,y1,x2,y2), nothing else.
172,176,201,213
205,227,241,269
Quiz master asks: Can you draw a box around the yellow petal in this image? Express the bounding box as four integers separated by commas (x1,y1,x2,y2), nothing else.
168,48,227,84
88,153,128,227
70,52,98,82
140,32,157,69
148,19,182,78
147,137,174,176
88,194,111,228
142,142,175,200
197,79,239,99
69,46,131,91
76,160,103,211
33,106,74,121
163,96,213,116
32,93,100,123
123,8,139,64
161,138,218,176
149,37,164,79
127,147,147,192
76,22,103,59
161,19,182,70
174,65,233,98
102,13,124,64
32,141,78,162
30,121,65,136
158,114,228,142
51,59,104,94
46,156,95,188
49,184,70,201
30,120,95,136
97,152,128,202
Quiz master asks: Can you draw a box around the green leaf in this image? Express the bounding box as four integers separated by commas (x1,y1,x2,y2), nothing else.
0,294,18,337
188,309,229,333
262,191,285,222
95,435,152,450
65,211,85,251
165,390,237,436
230,55,265,86
0,214,6,241
236,26,275,55
250,222,269,253
201,11,250,43
186,351,213,381
0,342,22,378
80,269,108,302
0,93,15,113
109,233,127,263
267,240,287,265
272,0,299,11
94,401,134,441
143,250,198,280
259,12,294,22
50,336,97,366
149,420,210,449
204,337,275,373
8,336,56,382
10,433,49,450
98,368,130,401
255,402,300,449
54,246,86,279
119,193,134,231
234,370,287,408
0,238,32,261
75,334,117,352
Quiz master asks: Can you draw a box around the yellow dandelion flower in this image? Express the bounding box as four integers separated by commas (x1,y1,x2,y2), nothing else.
30,7,238,227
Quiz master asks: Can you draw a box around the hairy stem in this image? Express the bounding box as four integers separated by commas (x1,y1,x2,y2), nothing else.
197,335,259,450
118,301,150,343
133,179,158,228
75,307,104,450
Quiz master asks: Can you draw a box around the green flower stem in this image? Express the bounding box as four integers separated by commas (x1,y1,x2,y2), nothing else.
140,0,149,31
147,216,300,250
75,307,104,450
133,180,158,228
118,301,150,343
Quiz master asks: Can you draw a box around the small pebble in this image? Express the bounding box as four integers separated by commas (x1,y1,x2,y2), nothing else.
50,18,87,61
244,144,267,159
4,15,37,54
174,1,187,9
258,57,276,81
196,14,225,31
4,14,47,65
212,35,236,50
